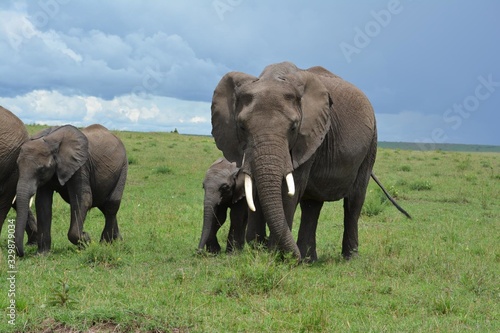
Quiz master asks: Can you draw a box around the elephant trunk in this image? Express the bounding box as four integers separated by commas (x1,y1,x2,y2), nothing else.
250,139,300,259
198,197,223,253
14,181,35,257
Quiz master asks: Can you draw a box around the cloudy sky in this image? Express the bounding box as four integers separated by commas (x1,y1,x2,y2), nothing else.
0,1,499,145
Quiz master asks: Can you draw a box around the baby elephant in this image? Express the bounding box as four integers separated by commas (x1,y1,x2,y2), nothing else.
198,158,248,254
14,124,128,257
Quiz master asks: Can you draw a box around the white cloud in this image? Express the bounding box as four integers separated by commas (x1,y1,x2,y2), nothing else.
190,116,207,123
0,8,227,101
0,91,212,135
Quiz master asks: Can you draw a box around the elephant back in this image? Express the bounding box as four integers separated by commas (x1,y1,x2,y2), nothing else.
81,124,127,204
0,106,29,175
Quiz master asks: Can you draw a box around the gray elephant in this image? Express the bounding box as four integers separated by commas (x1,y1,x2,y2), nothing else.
0,106,37,244
211,62,410,261
198,158,249,254
14,124,128,257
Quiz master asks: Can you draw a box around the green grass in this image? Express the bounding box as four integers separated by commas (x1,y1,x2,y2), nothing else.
1,130,499,332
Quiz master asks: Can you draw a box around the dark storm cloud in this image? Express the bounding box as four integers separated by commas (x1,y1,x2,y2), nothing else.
0,0,498,144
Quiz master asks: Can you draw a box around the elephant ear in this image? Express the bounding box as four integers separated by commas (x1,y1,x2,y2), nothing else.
42,125,89,186
211,72,258,166
288,71,332,169
232,166,246,204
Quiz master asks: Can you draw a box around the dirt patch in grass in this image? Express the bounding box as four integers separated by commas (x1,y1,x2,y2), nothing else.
32,318,186,333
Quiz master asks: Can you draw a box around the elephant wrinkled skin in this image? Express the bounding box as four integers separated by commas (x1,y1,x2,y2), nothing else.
198,158,248,254
211,62,410,261
14,124,128,257
0,106,37,244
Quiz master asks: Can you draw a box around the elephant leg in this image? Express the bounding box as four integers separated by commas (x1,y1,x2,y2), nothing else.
226,200,248,252
35,187,54,253
205,206,227,253
342,190,368,259
100,168,126,243
67,183,92,247
0,197,10,235
342,148,374,259
297,199,323,262
245,198,267,248
99,202,122,243
0,175,19,235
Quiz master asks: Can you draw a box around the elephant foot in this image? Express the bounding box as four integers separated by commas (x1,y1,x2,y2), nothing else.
36,249,50,256
342,249,359,261
26,238,37,246
100,232,122,243
298,243,318,263
301,252,318,264
205,241,221,254
196,248,217,257
76,232,91,249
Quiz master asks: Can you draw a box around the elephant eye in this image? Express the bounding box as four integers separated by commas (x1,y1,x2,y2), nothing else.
238,121,246,132
236,116,247,132
238,93,253,106
219,184,231,196
290,120,299,132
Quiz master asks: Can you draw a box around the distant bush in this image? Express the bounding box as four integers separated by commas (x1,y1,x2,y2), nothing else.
409,180,432,191
362,188,388,217
154,165,173,175
398,165,411,172
128,156,138,165
457,157,472,171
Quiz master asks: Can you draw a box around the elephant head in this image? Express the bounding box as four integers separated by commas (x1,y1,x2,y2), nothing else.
211,62,332,258
198,158,246,253
15,125,88,256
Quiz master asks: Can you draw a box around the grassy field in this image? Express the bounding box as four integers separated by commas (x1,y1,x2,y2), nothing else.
1,128,499,332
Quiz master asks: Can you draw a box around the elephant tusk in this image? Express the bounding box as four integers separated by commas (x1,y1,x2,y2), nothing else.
286,173,295,197
12,195,34,207
244,174,256,212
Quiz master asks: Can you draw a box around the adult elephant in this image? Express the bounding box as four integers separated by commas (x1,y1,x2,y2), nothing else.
211,62,410,261
14,124,128,257
0,106,37,244
198,157,248,254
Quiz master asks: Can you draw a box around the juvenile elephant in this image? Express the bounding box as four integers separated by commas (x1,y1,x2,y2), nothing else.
0,106,37,244
198,158,248,254
211,62,410,261
14,124,128,257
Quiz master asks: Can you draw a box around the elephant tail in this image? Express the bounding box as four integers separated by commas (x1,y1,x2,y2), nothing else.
370,172,412,219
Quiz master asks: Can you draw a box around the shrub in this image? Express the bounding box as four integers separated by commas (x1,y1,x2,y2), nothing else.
154,166,173,175
398,165,411,172
362,188,388,217
128,156,138,165
409,180,432,191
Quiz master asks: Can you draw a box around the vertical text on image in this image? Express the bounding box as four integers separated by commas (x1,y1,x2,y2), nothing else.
6,219,17,325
